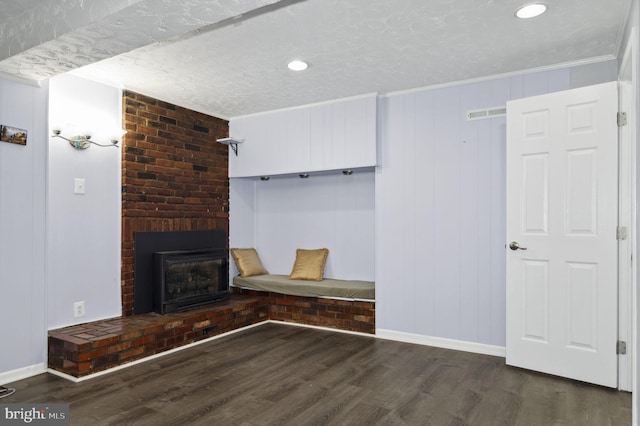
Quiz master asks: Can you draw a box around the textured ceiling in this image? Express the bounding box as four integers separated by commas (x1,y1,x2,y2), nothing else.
0,0,632,118
0,0,281,82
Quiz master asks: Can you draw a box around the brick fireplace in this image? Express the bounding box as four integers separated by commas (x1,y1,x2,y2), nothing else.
48,92,376,378
121,91,230,316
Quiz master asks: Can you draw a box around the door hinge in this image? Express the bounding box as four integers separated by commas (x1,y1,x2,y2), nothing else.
617,340,627,355
617,226,628,240
618,112,628,127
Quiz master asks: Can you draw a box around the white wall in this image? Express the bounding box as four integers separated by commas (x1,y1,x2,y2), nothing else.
618,0,640,421
47,74,122,329
376,62,617,347
230,171,375,281
632,3,640,422
229,177,257,278
256,172,374,280
0,78,48,378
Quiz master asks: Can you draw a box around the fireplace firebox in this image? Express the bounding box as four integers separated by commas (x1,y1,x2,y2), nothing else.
133,230,228,315
154,248,229,314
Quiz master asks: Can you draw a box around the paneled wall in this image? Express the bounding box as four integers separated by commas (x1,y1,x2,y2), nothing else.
618,0,640,414
48,74,123,329
376,62,617,347
0,78,47,378
230,171,375,281
229,178,257,251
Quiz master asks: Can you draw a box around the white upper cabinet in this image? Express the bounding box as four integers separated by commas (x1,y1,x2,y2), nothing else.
228,94,377,177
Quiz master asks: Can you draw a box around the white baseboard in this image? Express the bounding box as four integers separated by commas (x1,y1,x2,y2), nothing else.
267,320,376,338
376,329,506,357
0,363,47,385
269,321,505,357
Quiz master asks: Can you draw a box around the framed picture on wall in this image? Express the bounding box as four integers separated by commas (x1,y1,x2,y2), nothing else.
0,125,27,146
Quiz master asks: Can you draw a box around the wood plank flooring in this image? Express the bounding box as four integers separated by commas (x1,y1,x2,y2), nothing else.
3,323,631,425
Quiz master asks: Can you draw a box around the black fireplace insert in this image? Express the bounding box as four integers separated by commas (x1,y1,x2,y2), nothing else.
134,230,228,315
154,248,229,314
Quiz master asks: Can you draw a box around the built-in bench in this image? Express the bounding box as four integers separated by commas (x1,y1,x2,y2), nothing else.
231,274,375,334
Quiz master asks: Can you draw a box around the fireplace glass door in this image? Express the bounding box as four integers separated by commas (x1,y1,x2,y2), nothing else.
154,249,229,314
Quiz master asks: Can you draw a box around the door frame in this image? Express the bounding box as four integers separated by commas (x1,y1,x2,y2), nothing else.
618,26,637,393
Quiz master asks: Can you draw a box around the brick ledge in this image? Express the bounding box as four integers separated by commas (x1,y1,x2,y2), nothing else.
232,287,375,334
48,295,267,377
48,291,376,378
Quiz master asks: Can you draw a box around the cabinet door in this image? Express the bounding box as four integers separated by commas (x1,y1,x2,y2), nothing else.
229,108,310,177
310,95,377,171
228,94,377,177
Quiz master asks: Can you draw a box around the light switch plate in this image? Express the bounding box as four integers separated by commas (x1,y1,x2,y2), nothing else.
74,178,86,194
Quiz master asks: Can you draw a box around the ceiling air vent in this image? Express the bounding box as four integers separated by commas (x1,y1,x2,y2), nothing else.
466,106,507,121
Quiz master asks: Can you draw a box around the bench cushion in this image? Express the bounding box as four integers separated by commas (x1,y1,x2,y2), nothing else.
233,274,375,300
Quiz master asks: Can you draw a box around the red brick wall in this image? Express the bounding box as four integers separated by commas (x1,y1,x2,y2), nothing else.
232,288,375,334
121,91,230,316
48,296,268,377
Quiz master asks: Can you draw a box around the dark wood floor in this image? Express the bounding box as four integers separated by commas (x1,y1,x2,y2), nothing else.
4,323,631,425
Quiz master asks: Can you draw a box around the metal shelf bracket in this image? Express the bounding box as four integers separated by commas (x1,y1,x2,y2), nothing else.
216,138,244,156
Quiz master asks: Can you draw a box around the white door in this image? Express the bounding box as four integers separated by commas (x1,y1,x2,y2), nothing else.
505,81,618,388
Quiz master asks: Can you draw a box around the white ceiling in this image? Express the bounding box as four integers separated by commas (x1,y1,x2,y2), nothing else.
0,0,631,119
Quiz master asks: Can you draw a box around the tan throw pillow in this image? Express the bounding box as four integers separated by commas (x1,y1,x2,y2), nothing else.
230,248,269,277
289,248,329,281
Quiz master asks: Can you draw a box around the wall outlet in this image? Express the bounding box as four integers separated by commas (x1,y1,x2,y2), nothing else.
73,301,85,318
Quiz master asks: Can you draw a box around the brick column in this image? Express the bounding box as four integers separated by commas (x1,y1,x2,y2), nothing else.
121,91,229,316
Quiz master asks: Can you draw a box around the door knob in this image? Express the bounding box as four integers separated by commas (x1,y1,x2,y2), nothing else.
509,241,527,251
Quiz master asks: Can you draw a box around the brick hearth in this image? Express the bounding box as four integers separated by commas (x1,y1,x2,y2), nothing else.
48,292,375,378
48,295,267,378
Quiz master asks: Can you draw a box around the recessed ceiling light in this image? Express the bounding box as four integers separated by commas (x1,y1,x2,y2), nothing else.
287,60,308,71
515,3,547,19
